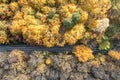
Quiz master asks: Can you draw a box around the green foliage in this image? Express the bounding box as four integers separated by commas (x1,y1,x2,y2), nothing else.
47,11,55,19
63,18,73,28
72,12,80,24
99,36,111,50
63,12,81,29
105,23,120,38
99,40,111,50
85,26,90,31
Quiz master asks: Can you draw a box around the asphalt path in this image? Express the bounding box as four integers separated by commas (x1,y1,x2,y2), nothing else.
0,44,109,53
0,44,73,53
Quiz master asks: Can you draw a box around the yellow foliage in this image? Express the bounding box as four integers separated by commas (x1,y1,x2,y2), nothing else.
88,18,110,32
64,24,85,45
21,6,35,15
58,4,77,21
0,31,9,44
36,64,47,73
8,50,27,73
22,25,48,45
9,2,19,12
42,23,60,47
79,10,88,23
73,45,94,62
28,0,46,10
45,58,52,65
18,0,28,6
0,3,13,17
108,50,120,60
56,0,67,5
42,30,59,47
10,20,27,35
11,61,27,73
41,6,56,14
80,0,111,18
0,0,112,46
13,11,24,20
8,49,26,62
47,0,56,6
11,14,41,36
47,14,61,26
